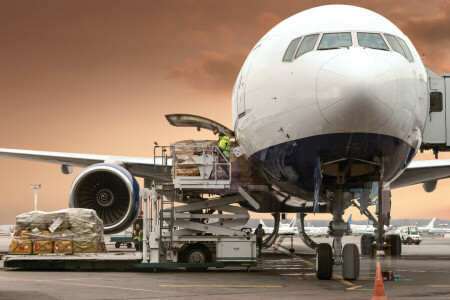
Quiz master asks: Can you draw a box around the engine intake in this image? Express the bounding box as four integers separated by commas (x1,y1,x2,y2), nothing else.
69,163,140,234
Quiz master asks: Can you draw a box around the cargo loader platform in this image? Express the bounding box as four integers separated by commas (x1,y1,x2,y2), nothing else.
2,252,256,270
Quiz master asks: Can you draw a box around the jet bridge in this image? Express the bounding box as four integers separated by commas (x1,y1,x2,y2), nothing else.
421,68,450,157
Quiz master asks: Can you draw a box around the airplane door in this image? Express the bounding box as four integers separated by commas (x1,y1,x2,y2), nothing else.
237,45,260,117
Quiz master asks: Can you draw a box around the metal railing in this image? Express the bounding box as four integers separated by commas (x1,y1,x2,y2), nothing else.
171,143,231,186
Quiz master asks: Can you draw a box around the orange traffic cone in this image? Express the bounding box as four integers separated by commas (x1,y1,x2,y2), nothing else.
372,262,388,300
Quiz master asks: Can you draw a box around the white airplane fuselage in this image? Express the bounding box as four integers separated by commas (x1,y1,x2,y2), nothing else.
232,5,427,201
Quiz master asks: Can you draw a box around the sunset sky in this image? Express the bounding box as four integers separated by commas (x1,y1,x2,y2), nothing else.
1,0,450,224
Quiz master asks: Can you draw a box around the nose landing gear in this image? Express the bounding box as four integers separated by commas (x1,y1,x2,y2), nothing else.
316,189,360,280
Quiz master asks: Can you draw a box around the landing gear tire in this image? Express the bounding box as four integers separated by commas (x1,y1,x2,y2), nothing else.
342,244,360,280
184,244,211,272
316,243,333,280
289,248,295,253
386,234,402,256
114,242,121,248
360,234,374,255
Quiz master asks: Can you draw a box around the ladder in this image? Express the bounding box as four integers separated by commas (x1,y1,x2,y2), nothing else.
153,145,175,262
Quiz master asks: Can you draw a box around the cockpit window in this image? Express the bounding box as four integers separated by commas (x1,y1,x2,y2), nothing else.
295,34,319,58
384,34,407,58
318,33,352,50
397,37,414,62
283,38,301,61
357,33,389,50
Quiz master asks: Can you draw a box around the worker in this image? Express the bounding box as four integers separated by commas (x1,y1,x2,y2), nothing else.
217,133,231,176
255,224,265,258
133,223,143,251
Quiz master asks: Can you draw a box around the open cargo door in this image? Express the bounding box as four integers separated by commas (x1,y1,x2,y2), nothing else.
165,114,234,137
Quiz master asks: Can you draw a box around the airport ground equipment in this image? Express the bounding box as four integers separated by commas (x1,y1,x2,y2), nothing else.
397,225,422,245
421,69,450,158
3,143,257,271
110,234,133,249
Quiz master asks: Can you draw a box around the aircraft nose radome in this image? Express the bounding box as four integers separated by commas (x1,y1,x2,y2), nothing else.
316,50,397,132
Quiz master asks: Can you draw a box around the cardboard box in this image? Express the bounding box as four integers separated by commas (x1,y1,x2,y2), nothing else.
54,241,73,254
33,241,53,254
9,238,32,254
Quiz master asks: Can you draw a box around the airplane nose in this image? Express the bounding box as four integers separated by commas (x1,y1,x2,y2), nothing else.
316,50,397,131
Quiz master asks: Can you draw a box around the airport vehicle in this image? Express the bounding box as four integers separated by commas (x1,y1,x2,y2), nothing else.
2,5,450,280
397,225,422,245
110,229,133,249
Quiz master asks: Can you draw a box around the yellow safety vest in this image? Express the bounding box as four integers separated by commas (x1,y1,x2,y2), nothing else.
218,136,231,158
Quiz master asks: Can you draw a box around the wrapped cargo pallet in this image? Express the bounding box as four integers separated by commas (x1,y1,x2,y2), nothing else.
171,140,216,177
11,208,106,255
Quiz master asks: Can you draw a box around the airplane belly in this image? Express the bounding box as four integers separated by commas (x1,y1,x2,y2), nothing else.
250,132,416,197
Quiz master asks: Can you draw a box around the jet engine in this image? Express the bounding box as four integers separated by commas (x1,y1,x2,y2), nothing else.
69,163,140,234
422,180,437,193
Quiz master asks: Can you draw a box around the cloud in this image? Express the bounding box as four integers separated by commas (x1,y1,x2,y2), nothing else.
168,51,243,91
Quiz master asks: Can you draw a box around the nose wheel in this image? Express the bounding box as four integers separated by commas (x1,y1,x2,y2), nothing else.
315,188,360,281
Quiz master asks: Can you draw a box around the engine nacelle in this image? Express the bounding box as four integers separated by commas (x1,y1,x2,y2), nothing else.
422,180,438,193
69,163,140,234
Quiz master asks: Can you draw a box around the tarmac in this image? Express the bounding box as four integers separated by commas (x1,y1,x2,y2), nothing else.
0,235,449,299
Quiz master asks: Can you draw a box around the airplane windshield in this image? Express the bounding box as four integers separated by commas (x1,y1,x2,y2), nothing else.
318,33,352,50
357,32,389,50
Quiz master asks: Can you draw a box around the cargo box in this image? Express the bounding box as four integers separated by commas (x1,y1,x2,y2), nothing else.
33,241,53,254
54,241,73,254
10,238,32,255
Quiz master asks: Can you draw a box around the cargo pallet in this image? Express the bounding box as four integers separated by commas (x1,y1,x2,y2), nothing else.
2,253,256,270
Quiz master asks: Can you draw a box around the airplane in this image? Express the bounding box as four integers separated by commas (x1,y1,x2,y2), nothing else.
418,218,450,235
258,217,299,235
346,214,395,235
346,214,375,235
1,5,450,280
302,222,329,237
418,217,437,234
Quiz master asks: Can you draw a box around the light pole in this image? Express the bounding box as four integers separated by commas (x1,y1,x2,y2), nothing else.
30,184,42,211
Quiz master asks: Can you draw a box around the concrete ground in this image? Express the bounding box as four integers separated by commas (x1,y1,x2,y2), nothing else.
0,235,449,299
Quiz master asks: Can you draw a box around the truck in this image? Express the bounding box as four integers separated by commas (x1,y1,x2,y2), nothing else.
397,225,422,245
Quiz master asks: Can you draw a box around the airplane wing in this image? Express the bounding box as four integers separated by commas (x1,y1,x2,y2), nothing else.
0,148,172,179
391,160,450,189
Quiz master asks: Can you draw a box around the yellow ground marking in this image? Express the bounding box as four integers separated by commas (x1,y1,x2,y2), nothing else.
160,285,283,288
346,285,363,291
429,285,450,287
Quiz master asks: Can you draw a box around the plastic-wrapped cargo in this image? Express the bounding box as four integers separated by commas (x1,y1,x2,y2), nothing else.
172,140,217,177
11,208,106,255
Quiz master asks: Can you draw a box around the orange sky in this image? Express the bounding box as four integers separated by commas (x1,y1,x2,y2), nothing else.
0,0,450,224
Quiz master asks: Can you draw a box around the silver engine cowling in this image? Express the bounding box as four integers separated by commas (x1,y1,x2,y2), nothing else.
422,180,438,193
69,163,140,234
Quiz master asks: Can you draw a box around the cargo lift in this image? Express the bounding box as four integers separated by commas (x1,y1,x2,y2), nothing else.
136,142,258,270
